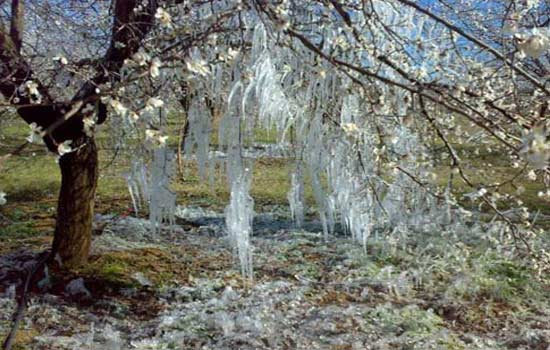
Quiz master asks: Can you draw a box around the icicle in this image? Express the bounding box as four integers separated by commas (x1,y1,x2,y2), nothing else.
124,161,149,215
220,80,255,279
287,163,305,228
225,164,254,278
149,147,177,234
184,91,212,179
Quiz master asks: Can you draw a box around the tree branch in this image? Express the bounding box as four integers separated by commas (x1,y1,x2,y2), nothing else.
394,0,549,95
9,0,23,53
74,0,160,101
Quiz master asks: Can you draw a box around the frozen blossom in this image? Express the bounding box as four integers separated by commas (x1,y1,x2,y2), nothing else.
57,140,72,156
464,187,488,201
516,29,549,58
149,57,161,78
83,117,95,137
155,7,172,28
24,80,41,103
342,122,360,138
25,80,39,96
109,99,128,117
53,55,68,65
186,59,210,77
26,122,43,143
520,125,550,169
145,129,168,149
219,48,239,62
145,97,164,110
132,50,150,66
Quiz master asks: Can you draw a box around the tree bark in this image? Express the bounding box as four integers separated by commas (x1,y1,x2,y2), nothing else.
51,135,99,268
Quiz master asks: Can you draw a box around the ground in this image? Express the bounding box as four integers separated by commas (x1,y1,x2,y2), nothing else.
0,118,549,349
0,208,549,349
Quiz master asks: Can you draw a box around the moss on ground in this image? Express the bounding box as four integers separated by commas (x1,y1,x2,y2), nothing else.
74,248,184,288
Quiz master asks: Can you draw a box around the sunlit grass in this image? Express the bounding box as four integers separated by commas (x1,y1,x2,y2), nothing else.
1,116,549,228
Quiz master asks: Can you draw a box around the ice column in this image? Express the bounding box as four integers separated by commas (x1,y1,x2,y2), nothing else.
221,81,255,278
149,147,177,234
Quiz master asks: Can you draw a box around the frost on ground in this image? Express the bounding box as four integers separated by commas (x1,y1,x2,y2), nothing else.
0,208,549,350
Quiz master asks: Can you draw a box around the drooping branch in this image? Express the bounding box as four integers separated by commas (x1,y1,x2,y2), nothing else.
394,0,549,95
286,27,519,152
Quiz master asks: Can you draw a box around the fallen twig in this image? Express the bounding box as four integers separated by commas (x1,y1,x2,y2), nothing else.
2,251,50,350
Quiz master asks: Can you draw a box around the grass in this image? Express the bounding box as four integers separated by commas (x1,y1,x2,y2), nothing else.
365,303,444,335
432,139,550,215
4,115,544,212
74,247,181,288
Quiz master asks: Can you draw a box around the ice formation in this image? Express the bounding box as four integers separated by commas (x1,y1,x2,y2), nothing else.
149,147,177,234
202,20,450,273
183,89,213,179
124,161,149,215
121,11,467,275
219,81,255,279
287,164,305,228
124,147,176,234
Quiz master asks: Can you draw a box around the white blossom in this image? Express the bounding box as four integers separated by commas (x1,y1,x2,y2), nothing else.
146,97,164,110
83,117,95,137
457,207,473,217
342,122,360,137
53,55,68,65
520,125,550,169
464,187,487,200
109,99,128,116
150,58,161,78
132,51,150,66
333,35,350,50
516,185,526,195
537,189,550,199
220,48,240,62
145,129,168,148
155,8,172,28
186,59,210,77
57,140,72,156
129,111,140,121
25,81,41,103
0,191,6,206
516,29,549,58
27,122,43,143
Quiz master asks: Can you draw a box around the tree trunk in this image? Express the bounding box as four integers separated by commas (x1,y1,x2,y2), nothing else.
51,135,99,268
